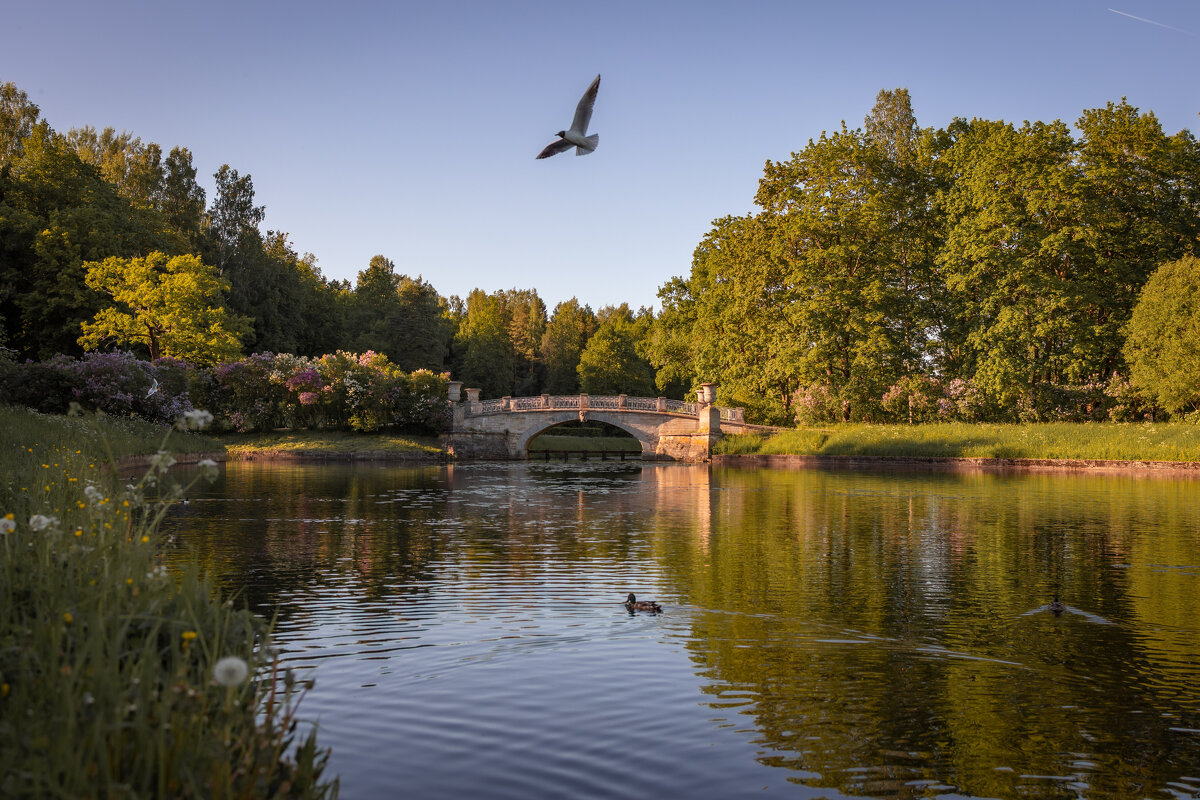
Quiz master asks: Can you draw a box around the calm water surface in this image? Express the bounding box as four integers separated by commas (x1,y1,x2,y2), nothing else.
164,461,1200,799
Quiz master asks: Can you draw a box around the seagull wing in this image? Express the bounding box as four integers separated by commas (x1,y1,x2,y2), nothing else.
536,139,574,159
569,74,600,135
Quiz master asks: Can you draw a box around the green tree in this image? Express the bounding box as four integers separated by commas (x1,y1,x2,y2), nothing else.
155,146,207,251
456,289,515,398
1123,255,1200,416
501,288,548,395
66,126,163,209
577,304,656,395
0,125,169,359
349,255,449,370
79,251,247,364
1,82,43,167
540,298,596,394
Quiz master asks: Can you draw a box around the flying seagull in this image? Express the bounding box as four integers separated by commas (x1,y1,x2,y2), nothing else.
536,74,600,159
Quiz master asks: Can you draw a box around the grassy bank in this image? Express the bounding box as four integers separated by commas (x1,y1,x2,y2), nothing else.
715,422,1200,462
219,429,444,459
0,405,336,797
0,404,224,461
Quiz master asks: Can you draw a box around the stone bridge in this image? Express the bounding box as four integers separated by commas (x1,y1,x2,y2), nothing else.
441,382,766,461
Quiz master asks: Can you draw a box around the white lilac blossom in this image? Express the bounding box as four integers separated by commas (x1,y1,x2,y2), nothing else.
212,656,250,686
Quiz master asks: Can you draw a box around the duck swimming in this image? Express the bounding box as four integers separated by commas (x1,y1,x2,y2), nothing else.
1049,595,1066,615
625,593,662,613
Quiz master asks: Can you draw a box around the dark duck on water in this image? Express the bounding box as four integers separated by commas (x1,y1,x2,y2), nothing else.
625,593,662,613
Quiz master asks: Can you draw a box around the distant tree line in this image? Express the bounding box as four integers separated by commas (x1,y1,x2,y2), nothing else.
3,81,1199,424
647,90,1200,424
0,81,672,403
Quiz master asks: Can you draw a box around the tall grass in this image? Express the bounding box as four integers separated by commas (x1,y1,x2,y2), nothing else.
715,422,1200,462
0,405,336,798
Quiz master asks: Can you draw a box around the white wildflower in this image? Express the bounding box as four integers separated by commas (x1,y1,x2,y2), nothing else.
83,484,104,504
213,656,250,687
149,450,177,472
29,514,58,532
0,516,14,535
177,409,215,431
197,458,220,481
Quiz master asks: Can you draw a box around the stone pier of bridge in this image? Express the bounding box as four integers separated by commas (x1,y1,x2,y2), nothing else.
439,382,759,462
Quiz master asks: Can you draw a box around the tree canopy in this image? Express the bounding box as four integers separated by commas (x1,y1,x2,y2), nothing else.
79,252,248,365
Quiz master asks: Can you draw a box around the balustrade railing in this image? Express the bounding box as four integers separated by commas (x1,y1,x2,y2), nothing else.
463,394,746,422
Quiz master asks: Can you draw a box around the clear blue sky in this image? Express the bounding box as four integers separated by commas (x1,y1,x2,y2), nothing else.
4,1,1198,312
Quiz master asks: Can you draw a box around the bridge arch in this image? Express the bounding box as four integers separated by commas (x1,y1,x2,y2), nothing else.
440,390,761,461
514,414,658,456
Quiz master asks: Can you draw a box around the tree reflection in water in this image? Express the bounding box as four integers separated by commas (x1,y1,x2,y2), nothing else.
163,461,1200,799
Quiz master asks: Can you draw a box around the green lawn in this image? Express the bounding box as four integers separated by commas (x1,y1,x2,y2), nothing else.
716,422,1200,462
218,429,444,458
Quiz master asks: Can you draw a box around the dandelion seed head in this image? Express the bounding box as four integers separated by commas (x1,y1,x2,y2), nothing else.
213,656,250,687
29,514,57,532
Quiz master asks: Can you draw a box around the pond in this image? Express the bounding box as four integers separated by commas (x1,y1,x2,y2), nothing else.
163,461,1200,799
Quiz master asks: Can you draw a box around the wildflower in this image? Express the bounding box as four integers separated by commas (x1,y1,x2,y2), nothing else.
177,409,215,431
213,656,250,686
181,631,198,642
0,514,14,535
84,485,104,504
197,458,220,481
64,612,73,624
29,514,57,532
149,451,177,472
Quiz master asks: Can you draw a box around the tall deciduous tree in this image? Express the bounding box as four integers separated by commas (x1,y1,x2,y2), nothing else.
541,298,596,394
349,255,450,370
66,126,163,209
156,146,207,251
456,289,515,398
1124,254,1200,416
577,304,656,396
0,126,169,359
501,288,548,395
0,82,43,167
79,251,248,364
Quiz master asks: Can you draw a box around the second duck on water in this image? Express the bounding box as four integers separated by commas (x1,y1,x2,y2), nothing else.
625,593,662,613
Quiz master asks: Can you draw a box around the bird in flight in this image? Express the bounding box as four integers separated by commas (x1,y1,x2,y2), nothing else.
536,74,601,159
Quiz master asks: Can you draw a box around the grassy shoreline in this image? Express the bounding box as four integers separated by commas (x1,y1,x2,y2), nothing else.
0,406,336,797
715,422,1200,462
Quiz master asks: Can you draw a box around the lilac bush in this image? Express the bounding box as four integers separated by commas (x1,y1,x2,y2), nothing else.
6,350,448,433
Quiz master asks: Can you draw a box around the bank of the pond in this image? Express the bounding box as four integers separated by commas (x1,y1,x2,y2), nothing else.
712,452,1200,475
716,422,1200,464
0,406,337,797
216,430,446,462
